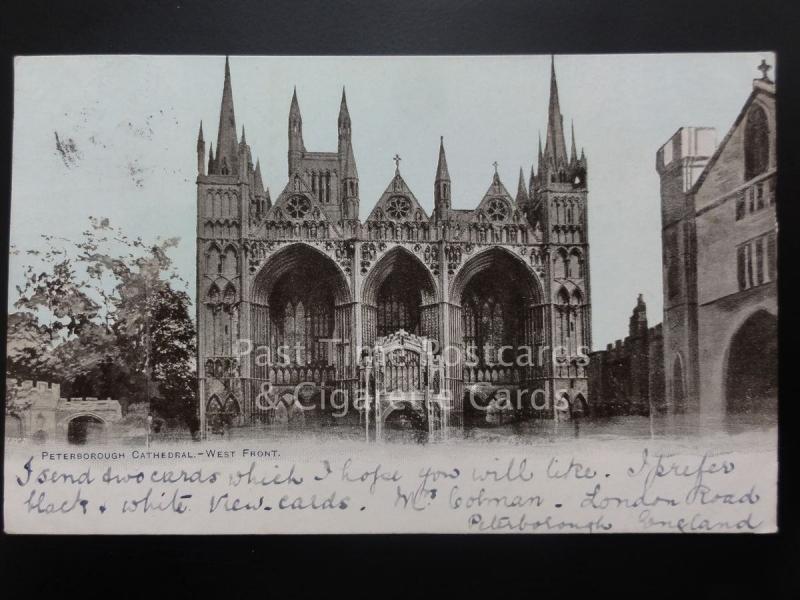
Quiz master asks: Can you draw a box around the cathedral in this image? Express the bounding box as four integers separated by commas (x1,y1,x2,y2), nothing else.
196,57,591,436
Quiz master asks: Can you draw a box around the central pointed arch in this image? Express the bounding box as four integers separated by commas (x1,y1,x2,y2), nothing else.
361,246,439,345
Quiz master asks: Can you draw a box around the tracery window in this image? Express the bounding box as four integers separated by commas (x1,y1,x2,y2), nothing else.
744,105,770,181
487,198,509,222
270,273,335,366
461,271,521,366
376,273,421,337
386,196,411,220
286,195,311,219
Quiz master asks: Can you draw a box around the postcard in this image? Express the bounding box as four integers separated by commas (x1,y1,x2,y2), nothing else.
4,54,777,533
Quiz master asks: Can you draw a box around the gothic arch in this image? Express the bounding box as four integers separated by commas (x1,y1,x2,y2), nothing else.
251,242,352,306
222,244,239,276
205,242,222,275
450,246,544,305
553,247,569,279
362,246,438,306
569,248,583,278
206,283,220,303
744,103,771,181
723,309,777,414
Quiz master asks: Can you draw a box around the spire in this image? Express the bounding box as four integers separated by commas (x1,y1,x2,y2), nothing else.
343,140,358,180
570,120,577,164
207,142,214,173
288,87,305,174
516,166,529,205
253,159,265,196
544,55,568,165
436,136,450,182
241,125,247,145
290,86,301,121
338,87,351,128
215,56,239,175
197,121,206,175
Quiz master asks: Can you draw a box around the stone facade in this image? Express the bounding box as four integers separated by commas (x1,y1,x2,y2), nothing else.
196,57,592,433
656,62,777,416
588,296,665,416
5,379,122,443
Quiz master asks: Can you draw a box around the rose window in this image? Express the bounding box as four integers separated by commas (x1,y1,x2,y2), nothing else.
487,198,509,222
386,196,411,220
286,195,311,219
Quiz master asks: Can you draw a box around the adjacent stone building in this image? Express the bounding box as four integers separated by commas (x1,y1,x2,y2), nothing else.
588,295,664,416
656,61,777,417
5,379,122,444
196,57,593,433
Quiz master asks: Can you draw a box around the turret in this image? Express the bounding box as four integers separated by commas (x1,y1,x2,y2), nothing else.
338,87,351,154
434,136,451,221
288,87,305,175
629,294,648,338
213,56,238,176
197,122,205,176
516,166,529,208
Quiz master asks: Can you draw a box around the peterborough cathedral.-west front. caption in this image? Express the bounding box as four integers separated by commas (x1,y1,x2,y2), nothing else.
196,57,591,434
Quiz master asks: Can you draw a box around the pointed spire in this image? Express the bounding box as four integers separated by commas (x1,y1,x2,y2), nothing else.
570,120,577,164
343,140,358,180
215,56,238,175
241,125,247,145
207,142,214,173
516,167,529,205
253,159,265,195
338,87,350,125
544,55,568,165
197,121,204,145
290,86,301,120
288,87,305,174
436,136,450,182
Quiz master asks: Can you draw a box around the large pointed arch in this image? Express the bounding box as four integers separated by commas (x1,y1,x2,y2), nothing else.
450,246,544,306
362,245,438,306
724,309,777,414
251,242,351,306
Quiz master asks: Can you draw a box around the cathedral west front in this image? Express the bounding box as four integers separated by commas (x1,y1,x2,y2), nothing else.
196,57,592,436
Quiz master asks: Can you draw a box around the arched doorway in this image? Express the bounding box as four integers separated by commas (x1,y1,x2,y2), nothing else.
250,244,352,394
362,247,439,347
451,247,545,421
725,310,777,414
672,355,687,414
67,415,106,445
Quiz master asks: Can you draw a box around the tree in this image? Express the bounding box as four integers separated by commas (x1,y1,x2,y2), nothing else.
7,218,198,433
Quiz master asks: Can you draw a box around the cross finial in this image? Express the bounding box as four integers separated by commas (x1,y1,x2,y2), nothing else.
493,161,499,175
758,59,773,82
393,154,402,172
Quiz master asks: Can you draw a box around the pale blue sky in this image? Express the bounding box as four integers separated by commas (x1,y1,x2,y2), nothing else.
9,53,774,347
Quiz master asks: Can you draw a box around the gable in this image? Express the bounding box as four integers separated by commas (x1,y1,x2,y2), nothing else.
692,86,776,211
365,172,429,223
265,172,331,223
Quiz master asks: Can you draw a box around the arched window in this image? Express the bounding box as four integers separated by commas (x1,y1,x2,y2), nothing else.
377,273,421,337
569,250,582,278
744,105,770,180
554,249,568,278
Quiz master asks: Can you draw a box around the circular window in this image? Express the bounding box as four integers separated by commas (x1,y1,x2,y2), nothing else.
386,196,411,220
286,195,311,219
487,198,509,222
